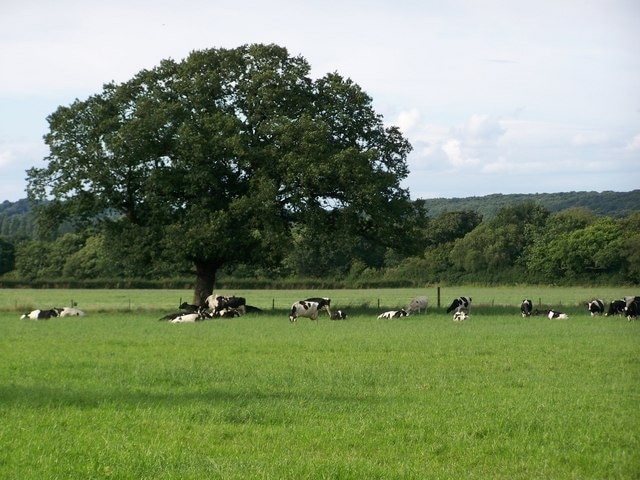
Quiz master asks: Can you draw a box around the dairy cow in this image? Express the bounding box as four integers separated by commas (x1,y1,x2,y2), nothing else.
289,298,331,322
446,296,472,314
546,309,568,320
520,299,533,317
606,299,626,316
587,299,605,316
377,309,408,319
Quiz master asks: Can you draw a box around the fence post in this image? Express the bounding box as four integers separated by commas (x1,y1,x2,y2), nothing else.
437,286,441,309
272,299,275,310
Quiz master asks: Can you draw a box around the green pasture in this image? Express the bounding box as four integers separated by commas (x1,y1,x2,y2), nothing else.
0,285,636,313
1,287,639,479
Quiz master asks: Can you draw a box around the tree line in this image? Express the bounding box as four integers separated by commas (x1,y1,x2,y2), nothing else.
1,201,638,286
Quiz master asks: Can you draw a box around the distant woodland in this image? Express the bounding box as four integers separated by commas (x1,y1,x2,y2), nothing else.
1,190,639,287
422,190,640,219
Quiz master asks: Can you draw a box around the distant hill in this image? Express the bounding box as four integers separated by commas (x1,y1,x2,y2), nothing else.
1,192,639,238
421,190,640,219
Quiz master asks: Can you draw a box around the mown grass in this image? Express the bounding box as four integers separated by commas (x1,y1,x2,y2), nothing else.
1,293,638,479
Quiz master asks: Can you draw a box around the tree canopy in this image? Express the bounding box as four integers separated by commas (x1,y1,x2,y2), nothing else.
27,44,417,302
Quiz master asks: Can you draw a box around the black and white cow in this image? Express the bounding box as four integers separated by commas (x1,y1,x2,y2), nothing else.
169,306,211,323
205,294,246,316
625,298,640,321
178,302,200,313
407,296,428,314
587,299,605,316
520,299,533,317
330,310,348,320
606,299,626,316
446,296,472,314
304,297,332,316
452,311,469,322
377,309,408,319
20,309,60,320
289,298,331,322
56,307,86,317
546,309,568,320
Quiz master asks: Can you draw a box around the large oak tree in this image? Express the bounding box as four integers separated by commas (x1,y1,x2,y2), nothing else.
27,44,417,303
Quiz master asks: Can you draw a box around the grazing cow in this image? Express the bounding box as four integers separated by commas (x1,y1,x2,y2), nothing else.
587,299,605,316
546,309,568,320
289,298,331,322
520,299,533,317
452,311,468,322
20,309,60,320
377,309,408,319
330,310,348,320
446,296,472,314
625,296,640,307
625,299,640,321
304,297,332,316
407,296,429,314
606,299,626,316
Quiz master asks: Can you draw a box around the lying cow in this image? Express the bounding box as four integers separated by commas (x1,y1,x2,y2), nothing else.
446,296,472,314
606,299,626,316
56,307,86,317
546,309,568,320
407,296,428,314
289,298,331,322
204,294,246,316
330,310,348,320
521,299,533,317
587,299,605,316
377,309,408,319
453,311,468,322
169,306,211,323
20,309,60,320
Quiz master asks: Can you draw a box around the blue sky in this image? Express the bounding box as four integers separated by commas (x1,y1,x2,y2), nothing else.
1,0,639,202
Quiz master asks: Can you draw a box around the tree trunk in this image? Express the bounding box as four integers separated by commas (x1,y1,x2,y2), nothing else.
193,260,218,306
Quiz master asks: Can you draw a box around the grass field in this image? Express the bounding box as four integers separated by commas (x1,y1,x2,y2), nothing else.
1,287,639,479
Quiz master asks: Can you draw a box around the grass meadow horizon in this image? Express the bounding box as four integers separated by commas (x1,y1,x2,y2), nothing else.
1,287,638,478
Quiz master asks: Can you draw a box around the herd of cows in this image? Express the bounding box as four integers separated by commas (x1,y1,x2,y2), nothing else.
18,293,640,322
520,296,640,321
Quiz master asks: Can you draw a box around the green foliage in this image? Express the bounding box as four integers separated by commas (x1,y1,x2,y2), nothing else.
26,44,415,300
423,190,640,218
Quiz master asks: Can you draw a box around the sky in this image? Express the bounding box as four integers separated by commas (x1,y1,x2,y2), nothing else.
1,0,639,202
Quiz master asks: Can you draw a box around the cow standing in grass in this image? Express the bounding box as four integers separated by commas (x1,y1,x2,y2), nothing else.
521,299,533,317
289,298,331,322
606,299,626,316
407,296,428,315
446,296,472,314
587,299,605,316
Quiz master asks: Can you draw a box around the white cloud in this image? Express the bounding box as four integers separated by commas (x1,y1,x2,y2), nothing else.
395,109,421,135
625,133,640,152
0,151,12,168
